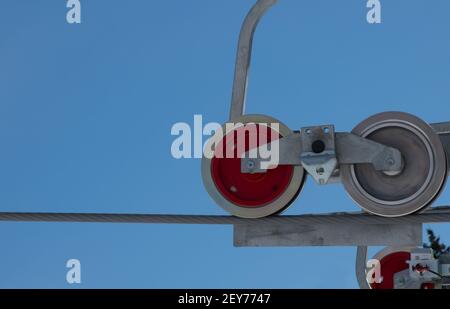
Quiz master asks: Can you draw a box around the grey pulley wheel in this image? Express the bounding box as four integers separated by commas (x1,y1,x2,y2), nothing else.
341,112,447,217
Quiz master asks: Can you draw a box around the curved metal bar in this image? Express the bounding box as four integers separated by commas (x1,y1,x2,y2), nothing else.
229,0,278,120
356,246,370,289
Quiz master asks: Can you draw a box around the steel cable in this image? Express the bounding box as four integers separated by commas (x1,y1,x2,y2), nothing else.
0,206,449,225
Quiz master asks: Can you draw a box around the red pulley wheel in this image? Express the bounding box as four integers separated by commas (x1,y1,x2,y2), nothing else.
202,115,306,218
370,249,411,289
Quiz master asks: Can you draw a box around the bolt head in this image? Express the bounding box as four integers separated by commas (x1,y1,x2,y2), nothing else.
246,160,255,169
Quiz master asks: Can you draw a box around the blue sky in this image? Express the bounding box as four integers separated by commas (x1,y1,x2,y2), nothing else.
0,0,449,288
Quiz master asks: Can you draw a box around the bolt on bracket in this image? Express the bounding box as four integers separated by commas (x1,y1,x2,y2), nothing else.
299,125,338,185
241,124,403,185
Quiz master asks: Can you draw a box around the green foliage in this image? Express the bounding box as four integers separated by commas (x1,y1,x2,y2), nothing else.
424,229,450,258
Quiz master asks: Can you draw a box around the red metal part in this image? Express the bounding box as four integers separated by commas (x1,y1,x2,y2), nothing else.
211,123,294,208
421,282,435,289
371,251,410,289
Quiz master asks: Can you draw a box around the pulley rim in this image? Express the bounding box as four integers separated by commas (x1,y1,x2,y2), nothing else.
202,114,306,218
369,247,414,289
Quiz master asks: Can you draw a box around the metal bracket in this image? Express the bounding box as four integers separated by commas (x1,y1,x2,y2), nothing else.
234,223,422,247
335,133,403,172
240,131,302,173
299,125,337,184
241,126,403,185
